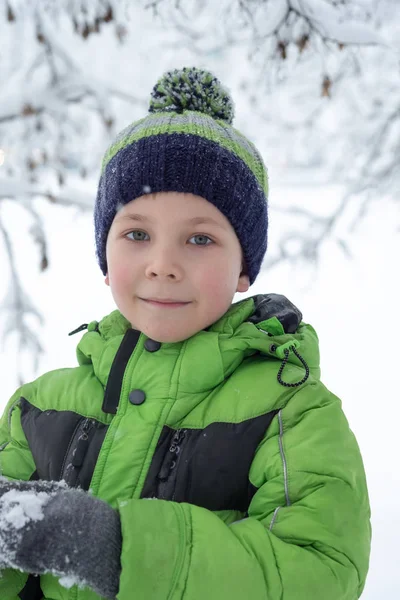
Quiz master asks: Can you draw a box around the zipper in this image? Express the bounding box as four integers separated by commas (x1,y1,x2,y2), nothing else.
157,429,187,500
72,418,93,467
60,417,94,484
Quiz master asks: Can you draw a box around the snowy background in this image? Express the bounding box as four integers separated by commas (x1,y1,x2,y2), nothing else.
1,1,400,598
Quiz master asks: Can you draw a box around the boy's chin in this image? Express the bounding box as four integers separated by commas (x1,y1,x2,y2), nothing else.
135,326,194,344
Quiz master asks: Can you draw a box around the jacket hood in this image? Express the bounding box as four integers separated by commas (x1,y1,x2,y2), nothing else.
74,294,320,391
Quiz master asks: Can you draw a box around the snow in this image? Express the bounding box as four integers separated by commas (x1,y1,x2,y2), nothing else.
0,178,45,199
57,573,88,591
0,485,90,592
290,0,387,45
253,0,289,38
0,177,94,210
0,488,49,569
0,489,47,529
57,575,77,588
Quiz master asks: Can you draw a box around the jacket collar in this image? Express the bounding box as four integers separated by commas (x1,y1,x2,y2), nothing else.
75,294,320,391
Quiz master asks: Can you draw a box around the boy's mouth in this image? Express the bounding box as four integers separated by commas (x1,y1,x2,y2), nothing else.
141,298,191,308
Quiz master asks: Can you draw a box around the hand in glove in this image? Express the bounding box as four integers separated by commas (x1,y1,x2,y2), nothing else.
0,476,121,599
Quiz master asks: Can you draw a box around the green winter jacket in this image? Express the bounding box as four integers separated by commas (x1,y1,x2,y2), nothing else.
0,294,371,600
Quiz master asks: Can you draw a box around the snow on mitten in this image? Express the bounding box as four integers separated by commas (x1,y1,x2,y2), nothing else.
0,476,121,599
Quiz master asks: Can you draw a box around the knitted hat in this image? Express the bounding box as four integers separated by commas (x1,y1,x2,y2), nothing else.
94,67,268,285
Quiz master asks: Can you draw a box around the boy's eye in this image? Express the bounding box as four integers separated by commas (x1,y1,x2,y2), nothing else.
188,234,213,246
126,231,213,246
126,230,149,241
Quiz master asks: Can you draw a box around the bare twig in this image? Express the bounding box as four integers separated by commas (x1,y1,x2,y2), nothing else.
0,210,44,386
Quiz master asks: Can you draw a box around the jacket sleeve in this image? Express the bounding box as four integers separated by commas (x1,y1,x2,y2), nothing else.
0,387,37,599
116,381,371,600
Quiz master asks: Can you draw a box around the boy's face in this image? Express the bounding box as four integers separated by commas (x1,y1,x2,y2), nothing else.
105,191,250,343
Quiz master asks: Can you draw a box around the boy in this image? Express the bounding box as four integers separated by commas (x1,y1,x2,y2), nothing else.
0,67,371,599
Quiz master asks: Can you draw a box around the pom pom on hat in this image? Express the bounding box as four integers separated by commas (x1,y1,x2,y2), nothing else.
149,67,235,124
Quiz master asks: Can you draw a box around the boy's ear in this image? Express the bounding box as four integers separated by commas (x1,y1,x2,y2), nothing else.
237,271,250,293
236,259,250,293
105,273,110,286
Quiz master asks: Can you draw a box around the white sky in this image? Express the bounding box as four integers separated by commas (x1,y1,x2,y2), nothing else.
1,176,398,598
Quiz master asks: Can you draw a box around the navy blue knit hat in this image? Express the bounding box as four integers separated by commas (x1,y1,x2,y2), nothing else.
94,67,268,285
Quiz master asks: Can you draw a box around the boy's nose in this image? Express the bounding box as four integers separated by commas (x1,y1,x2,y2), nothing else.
146,269,179,280
144,253,184,281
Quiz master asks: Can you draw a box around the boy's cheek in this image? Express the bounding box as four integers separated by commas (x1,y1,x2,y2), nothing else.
199,262,238,293
106,259,134,288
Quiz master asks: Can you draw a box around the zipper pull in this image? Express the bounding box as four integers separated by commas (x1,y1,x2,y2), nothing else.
158,430,186,480
169,430,186,454
158,453,176,480
68,323,88,336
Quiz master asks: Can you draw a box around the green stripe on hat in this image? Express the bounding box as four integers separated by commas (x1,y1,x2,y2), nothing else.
101,112,268,194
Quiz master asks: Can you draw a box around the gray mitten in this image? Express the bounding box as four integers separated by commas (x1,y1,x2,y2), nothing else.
0,476,122,599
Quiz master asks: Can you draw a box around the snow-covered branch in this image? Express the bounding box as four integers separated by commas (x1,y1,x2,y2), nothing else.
289,0,386,46
266,193,352,270
0,210,44,386
0,0,397,382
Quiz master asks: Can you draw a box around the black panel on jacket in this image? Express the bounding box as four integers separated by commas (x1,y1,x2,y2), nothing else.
141,410,278,511
19,398,109,490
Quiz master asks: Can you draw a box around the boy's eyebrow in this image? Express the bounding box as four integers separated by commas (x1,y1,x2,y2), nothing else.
116,213,227,229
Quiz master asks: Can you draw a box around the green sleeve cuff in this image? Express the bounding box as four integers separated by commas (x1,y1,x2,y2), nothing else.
117,498,192,600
